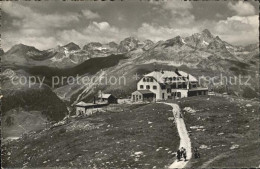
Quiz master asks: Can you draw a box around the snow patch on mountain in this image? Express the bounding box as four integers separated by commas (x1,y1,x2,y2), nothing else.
181,38,186,44
202,40,209,45
142,59,198,68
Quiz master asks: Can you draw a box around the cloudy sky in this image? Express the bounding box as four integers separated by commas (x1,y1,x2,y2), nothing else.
1,0,259,51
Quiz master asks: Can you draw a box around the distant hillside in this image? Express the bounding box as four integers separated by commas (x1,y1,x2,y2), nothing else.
1,69,69,139
3,54,126,87
2,84,68,121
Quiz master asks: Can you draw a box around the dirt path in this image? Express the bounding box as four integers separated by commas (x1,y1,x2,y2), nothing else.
163,103,192,168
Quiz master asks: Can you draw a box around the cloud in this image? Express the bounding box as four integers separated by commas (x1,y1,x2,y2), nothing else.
137,23,199,41
58,22,128,46
1,1,258,51
216,15,258,31
161,0,193,11
214,15,258,45
216,13,223,19
2,2,80,29
152,0,194,26
228,1,255,16
81,9,100,19
150,0,192,10
2,30,61,50
2,2,29,18
2,21,128,50
1,2,104,50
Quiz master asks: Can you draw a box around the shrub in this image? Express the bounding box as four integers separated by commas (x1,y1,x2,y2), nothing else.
242,87,258,99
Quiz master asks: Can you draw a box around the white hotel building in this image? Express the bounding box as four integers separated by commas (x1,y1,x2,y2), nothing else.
131,69,208,102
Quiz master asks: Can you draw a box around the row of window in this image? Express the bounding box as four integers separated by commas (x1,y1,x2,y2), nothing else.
164,77,187,81
140,85,157,90
143,78,154,82
140,84,197,90
143,77,188,82
164,84,197,89
161,84,187,89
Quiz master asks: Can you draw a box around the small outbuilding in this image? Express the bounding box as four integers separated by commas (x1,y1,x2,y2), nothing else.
131,90,156,102
98,93,118,104
75,101,107,116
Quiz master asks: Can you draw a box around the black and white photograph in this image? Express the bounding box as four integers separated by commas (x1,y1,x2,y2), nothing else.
0,0,259,168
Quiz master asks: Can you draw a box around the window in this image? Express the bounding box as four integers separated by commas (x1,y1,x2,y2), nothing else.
143,78,146,82
140,85,144,89
161,85,166,89
153,85,157,90
146,85,150,89
171,84,176,89
145,78,153,82
139,95,142,99
167,88,171,93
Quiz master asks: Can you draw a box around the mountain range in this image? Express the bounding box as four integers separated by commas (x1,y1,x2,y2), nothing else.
1,29,259,136
1,36,154,68
1,29,257,69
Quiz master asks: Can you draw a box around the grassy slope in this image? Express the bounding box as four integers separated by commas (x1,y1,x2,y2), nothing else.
170,95,259,167
2,109,47,139
2,103,179,168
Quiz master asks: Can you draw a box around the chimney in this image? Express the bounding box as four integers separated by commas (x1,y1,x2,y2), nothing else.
175,68,181,76
187,74,190,90
175,68,179,73
93,96,96,104
98,90,102,98
161,69,164,74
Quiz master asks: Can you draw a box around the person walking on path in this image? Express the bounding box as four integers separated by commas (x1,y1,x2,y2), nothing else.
180,147,184,157
177,149,181,162
182,148,187,161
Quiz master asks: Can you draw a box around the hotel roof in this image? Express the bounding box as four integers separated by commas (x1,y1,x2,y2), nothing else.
144,70,197,83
